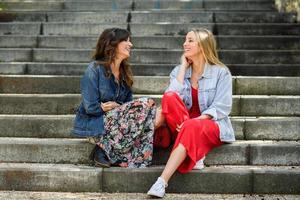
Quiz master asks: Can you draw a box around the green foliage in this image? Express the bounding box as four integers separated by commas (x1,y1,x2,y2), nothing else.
275,0,299,12
0,3,6,11
275,0,300,21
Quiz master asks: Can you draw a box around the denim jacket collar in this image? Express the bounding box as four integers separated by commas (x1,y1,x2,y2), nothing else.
184,62,213,79
98,62,127,88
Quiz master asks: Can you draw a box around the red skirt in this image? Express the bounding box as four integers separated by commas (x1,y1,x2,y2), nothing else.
161,91,223,174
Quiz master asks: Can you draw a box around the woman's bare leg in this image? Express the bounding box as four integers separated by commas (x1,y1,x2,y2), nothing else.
160,143,187,183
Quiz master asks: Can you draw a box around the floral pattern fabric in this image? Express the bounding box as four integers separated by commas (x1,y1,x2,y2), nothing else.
97,98,156,168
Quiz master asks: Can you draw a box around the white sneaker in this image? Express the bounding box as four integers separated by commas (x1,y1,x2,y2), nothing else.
193,156,206,170
147,177,168,198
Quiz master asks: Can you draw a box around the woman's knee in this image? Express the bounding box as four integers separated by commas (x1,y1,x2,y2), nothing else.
162,91,180,102
163,91,178,99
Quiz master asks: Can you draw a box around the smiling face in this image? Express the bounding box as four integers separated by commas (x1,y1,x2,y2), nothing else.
116,37,133,60
183,31,202,60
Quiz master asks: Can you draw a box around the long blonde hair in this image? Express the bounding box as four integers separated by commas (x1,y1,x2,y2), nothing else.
191,28,225,67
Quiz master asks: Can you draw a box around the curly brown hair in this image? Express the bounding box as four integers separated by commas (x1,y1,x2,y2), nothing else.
92,28,133,88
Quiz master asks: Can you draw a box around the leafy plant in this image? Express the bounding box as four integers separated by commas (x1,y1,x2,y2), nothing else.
0,2,6,11
275,0,300,21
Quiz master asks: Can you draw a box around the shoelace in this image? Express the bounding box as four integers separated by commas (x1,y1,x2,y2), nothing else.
152,179,168,191
152,181,165,191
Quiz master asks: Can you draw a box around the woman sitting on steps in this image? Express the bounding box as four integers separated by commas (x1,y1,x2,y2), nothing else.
147,28,235,198
72,28,158,168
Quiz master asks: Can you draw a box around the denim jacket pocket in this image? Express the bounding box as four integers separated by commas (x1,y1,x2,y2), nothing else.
200,88,216,106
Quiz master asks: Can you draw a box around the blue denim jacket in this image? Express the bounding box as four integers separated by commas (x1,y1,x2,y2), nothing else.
166,63,235,142
72,61,133,137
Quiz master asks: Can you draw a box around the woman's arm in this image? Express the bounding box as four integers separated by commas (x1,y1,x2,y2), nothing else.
166,55,191,98
81,65,104,116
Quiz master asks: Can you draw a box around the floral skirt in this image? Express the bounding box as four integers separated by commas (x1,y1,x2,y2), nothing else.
97,98,156,168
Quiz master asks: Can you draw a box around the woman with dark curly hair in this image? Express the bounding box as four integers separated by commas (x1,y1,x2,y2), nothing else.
73,28,156,168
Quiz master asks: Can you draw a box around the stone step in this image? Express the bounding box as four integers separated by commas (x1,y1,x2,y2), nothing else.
2,35,300,50
132,49,300,64
131,11,296,23
0,48,32,62
130,23,300,36
0,191,299,200
1,11,296,23
0,36,37,48
42,22,128,36
47,11,129,23
2,22,299,36
0,94,299,116
0,75,299,95
0,163,299,193
0,138,298,166
0,163,102,192
229,64,300,77
152,140,300,166
1,62,299,77
133,0,275,11
0,22,41,35
0,1,63,11
0,12,46,22
14,49,299,64
0,115,298,141
0,11,129,23
63,1,133,11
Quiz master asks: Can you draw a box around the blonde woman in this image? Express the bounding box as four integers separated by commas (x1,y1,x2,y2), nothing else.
148,28,235,198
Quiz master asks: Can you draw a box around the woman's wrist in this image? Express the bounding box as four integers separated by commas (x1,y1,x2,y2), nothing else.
197,114,212,120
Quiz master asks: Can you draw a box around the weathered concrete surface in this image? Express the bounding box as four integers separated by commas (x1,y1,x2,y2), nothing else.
1,35,300,50
235,76,300,95
0,163,102,192
1,62,299,77
47,12,129,23
0,63,26,74
0,138,94,164
0,138,298,166
240,96,300,116
0,75,299,95
0,23,41,35
245,117,300,140
0,191,299,200
1,116,298,140
42,23,127,35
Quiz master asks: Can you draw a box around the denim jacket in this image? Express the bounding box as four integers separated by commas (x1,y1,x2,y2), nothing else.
166,63,235,142
72,61,133,137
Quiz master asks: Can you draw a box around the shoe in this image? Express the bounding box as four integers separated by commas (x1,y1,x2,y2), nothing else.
193,156,205,170
93,145,111,168
147,177,168,198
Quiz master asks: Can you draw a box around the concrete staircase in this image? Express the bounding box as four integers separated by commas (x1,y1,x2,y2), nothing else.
0,0,299,194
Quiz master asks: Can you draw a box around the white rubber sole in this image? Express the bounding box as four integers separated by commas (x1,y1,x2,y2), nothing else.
147,191,165,198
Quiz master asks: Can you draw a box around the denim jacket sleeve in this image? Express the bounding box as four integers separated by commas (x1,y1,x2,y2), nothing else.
165,66,187,99
202,67,232,121
80,65,104,116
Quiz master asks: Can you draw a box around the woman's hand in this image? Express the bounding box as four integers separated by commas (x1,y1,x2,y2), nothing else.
196,114,212,120
147,98,155,107
176,115,212,132
100,101,120,112
181,54,192,69
177,55,192,84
